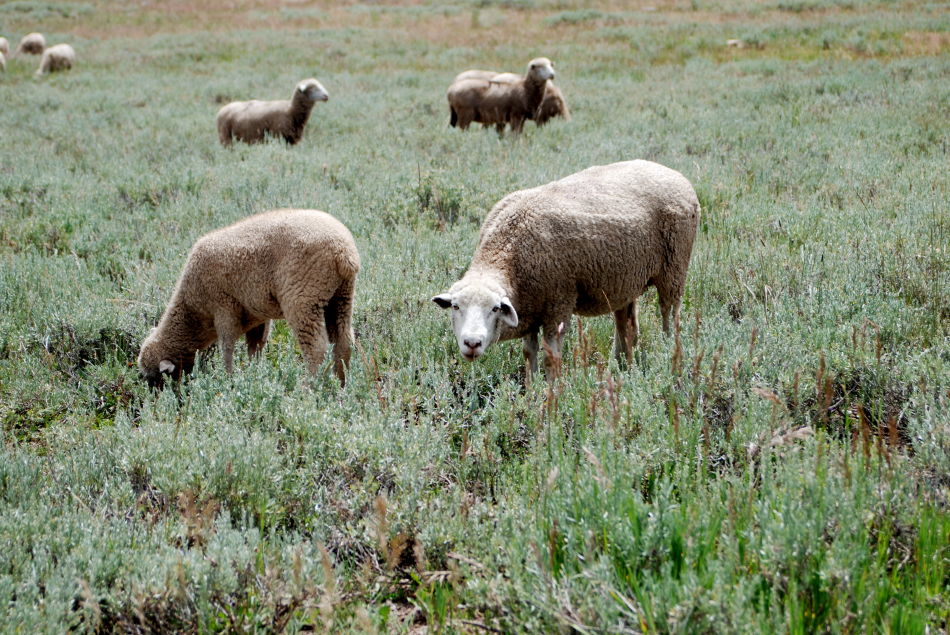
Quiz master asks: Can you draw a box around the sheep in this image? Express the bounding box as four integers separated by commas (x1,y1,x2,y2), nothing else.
35,43,75,76
138,208,360,388
452,69,570,127
534,82,570,126
15,32,45,55
216,78,328,146
0,37,8,56
0,52,5,74
447,57,555,134
433,160,700,381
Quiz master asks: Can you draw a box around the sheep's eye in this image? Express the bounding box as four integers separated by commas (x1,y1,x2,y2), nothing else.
452,304,459,311
491,306,500,313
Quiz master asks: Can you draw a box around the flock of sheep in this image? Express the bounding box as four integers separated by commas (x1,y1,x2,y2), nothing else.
138,158,700,388
2,31,700,386
0,32,75,76
213,57,570,147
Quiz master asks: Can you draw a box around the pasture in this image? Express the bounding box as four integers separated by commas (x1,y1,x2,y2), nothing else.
0,0,948,631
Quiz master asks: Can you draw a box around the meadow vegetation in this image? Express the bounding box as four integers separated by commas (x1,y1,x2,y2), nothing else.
0,0,948,631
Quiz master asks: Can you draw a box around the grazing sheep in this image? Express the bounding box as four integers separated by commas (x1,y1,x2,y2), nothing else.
138,209,360,388
15,32,45,55
0,37,8,56
534,82,570,126
452,69,570,127
35,43,75,76
433,160,700,381
447,57,555,134
216,78,329,146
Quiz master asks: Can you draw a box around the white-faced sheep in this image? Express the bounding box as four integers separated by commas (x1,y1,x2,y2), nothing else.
452,69,570,127
433,160,700,381
36,43,75,76
216,78,329,146
15,32,45,55
0,37,8,56
138,209,360,388
447,57,555,134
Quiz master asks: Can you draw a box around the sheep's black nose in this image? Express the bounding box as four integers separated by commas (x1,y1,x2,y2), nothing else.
464,338,481,349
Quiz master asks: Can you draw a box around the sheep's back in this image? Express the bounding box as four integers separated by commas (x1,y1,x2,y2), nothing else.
185,210,358,313
474,160,699,317
218,99,289,126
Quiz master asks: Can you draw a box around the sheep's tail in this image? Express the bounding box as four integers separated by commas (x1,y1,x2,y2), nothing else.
449,107,458,128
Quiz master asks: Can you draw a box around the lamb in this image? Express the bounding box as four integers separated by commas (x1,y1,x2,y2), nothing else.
0,37,8,56
138,209,360,388
216,78,329,146
447,57,555,134
35,43,75,76
452,69,570,127
15,32,45,55
433,160,700,381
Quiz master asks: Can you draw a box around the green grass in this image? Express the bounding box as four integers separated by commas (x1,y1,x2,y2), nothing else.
1,0,948,631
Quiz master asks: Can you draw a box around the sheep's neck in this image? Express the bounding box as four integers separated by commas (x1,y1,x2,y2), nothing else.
288,97,316,139
158,304,213,361
523,77,548,113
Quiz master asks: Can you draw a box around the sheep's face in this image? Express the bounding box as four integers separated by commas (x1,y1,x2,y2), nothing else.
433,280,518,361
297,79,329,103
526,58,555,82
137,330,190,389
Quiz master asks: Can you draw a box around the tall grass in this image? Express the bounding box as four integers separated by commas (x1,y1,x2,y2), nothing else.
0,0,947,631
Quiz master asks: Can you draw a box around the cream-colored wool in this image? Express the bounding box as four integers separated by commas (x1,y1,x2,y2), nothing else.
434,160,700,381
36,43,75,76
15,32,44,55
139,209,359,387
216,78,328,146
0,52,5,73
447,58,555,134
0,38,9,56
452,69,570,127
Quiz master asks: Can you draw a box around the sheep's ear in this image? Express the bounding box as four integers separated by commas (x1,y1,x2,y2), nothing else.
159,360,175,374
499,298,518,328
432,294,453,309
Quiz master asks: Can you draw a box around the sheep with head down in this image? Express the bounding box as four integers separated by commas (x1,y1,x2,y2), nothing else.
447,57,555,134
36,43,75,76
216,78,329,146
15,32,45,55
138,209,359,388
433,160,700,382
452,68,570,127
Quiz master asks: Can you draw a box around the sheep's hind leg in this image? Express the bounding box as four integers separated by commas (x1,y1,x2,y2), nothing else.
286,303,330,376
324,292,354,386
656,279,683,336
245,321,271,358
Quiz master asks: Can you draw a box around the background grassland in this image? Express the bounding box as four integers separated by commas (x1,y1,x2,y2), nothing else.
1,0,948,632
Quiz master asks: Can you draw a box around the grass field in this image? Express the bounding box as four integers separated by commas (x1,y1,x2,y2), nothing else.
1,0,949,632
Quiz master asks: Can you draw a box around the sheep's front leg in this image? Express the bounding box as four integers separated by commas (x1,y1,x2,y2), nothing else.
214,312,242,373
523,330,539,383
246,321,271,357
613,299,639,364
542,316,570,380
510,115,525,134
286,303,330,376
